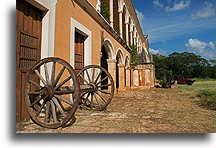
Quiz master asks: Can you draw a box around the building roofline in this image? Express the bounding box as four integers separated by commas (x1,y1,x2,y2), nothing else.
74,0,132,52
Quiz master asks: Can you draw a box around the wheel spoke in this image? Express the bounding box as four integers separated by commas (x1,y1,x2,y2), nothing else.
93,93,101,107
54,95,73,106
44,63,50,84
27,91,40,95
96,76,108,86
35,101,46,117
45,101,51,123
92,68,95,83
52,97,65,115
90,93,93,108
30,96,44,107
78,73,89,84
83,92,91,106
51,61,56,84
85,69,91,83
52,66,66,87
54,76,72,90
50,100,57,123
97,89,111,95
97,83,112,88
29,80,42,88
94,70,102,84
95,92,107,103
34,70,47,85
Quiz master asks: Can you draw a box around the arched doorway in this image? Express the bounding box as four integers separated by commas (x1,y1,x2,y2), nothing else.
100,39,115,89
125,56,130,87
115,49,124,89
100,45,108,88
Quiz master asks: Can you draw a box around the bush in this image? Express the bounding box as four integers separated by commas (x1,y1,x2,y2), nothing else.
130,45,139,65
196,90,216,110
101,4,110,20
160,75,172,88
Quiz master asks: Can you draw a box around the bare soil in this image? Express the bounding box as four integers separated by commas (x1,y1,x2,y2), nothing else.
16,88,215,133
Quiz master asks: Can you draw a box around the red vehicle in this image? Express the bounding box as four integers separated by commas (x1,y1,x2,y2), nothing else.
169,75,195,85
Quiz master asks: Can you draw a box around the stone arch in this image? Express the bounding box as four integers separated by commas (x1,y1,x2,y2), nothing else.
124,55,130,87
115,48,124,64
115,48,124,89
122,4,129,41
100,38,115,90
101,38,115,59
124,55,130,68
128,16,132,45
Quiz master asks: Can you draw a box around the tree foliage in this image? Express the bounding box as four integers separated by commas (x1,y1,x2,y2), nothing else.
101,4,110,20
130,45,139,65
153,52,215,80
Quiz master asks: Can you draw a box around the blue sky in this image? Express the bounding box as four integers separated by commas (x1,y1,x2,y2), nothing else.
132,0,216,60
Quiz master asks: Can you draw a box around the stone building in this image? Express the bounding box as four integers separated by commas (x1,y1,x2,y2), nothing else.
16,0,155,122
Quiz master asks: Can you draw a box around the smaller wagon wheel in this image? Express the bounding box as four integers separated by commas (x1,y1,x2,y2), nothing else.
25,57,80,129
77,65,114,111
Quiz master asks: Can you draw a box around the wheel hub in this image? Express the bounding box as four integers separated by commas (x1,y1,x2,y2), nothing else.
88,83,97,93
40,86,54,101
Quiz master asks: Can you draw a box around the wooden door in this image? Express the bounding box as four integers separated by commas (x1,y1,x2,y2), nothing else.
74,32,85,75
16,0,43,122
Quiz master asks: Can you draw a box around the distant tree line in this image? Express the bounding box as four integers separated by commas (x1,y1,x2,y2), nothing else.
152,52,216,80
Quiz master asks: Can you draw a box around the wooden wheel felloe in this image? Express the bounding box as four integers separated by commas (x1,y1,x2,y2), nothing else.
77,65,114,111
24,57,80,129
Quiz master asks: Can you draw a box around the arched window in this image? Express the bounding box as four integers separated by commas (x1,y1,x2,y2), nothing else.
100,0,110,22
122,6,126,41
113,0,120,33
128,17,131,45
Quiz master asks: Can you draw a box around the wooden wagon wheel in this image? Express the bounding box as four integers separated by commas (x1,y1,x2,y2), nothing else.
77,65,114,111
25,57,80,129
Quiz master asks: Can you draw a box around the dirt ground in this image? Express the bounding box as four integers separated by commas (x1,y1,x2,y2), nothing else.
16,88,215,133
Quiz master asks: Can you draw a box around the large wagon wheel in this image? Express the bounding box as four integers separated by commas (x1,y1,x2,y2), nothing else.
77,65,114,111
25,57,80,129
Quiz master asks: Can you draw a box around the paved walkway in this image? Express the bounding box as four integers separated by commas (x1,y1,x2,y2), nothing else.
16,88,215,133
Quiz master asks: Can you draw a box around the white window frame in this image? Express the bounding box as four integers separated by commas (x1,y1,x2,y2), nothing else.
70,18,92,68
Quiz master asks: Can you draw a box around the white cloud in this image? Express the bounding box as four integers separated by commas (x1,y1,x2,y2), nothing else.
165,0,190,12
185,38,216,59
149,48,159,54
153,0,164,8
135,9,144,22
191,2,215,20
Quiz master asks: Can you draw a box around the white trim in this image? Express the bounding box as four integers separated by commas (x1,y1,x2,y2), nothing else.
115,48,124,64
102,38,115,59
70,18,92,68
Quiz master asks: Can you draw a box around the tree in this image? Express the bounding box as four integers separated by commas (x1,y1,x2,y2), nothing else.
167,52,210,78
152,54,172,80
152,52,214,80
130,45,139,65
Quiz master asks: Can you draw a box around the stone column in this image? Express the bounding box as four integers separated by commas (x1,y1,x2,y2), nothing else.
107,59,116,87
125,67,131,88
118,63,125,91
119,10,123,38
130,30,133,45
125,21,129,45
109,0,113,28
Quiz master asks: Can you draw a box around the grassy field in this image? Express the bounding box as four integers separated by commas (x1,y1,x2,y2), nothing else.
177,80,216,110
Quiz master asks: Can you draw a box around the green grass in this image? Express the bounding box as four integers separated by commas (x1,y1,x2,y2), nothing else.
177,80,216,110
192,78,216,82
196,90,216,110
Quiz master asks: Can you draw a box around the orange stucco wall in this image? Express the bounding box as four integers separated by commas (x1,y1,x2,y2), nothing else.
54,0,131,66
